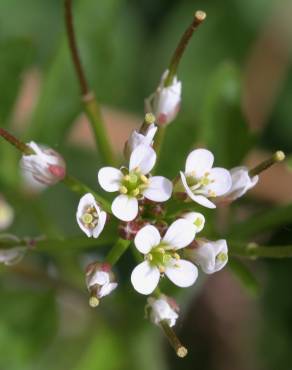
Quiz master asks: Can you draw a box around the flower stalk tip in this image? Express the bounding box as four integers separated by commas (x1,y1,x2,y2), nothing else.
249,150,286,177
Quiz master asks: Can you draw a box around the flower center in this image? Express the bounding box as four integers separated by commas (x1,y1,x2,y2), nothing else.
119,167,149,197
186,171,216,197
146,244,180,273
81,206,99,229
216,252,227,263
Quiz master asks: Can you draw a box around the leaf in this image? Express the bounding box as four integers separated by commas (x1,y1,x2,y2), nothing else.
228,257,260,295
199,62,253,168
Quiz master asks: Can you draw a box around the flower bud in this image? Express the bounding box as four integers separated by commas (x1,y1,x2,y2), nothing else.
145,70,181,126
224,166,258,201
185,238,228,274
0,234,26,265
76,193,107,239
20,141,66,189
181,212,205,233
118,219,148,240
124,123,157,160
146,295,179,327
0,196,14,231
85,261,118,307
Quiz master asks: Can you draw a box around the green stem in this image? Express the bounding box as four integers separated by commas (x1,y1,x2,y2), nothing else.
153,126,166,162
64,0,116,165
62,174,111,212
249,150,285,177
105,238,131,265
230,242,292,259
164,10,206,87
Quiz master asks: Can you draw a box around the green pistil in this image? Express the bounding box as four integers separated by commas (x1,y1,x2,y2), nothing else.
216,252,227,262
120,169,149,197
147,245,179,270
82,213,93,224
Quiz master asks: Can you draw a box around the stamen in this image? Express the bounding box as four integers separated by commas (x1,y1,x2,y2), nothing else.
120,186,128,194
132,188,140,197
159,265,165,273
140,174,149,184
173,253,180,260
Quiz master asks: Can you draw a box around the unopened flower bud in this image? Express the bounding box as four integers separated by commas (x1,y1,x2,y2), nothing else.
118,219,148,240
85,261,118,307
0,196,14,231
145,70,181,126
20,141,66,190
185,238,228,274
76,193,107,238
146,295,179,327
0,234,26,265
124,123,157,160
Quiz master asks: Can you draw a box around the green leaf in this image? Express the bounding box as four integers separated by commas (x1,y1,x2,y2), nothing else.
228,257,260,295
200,62,253,167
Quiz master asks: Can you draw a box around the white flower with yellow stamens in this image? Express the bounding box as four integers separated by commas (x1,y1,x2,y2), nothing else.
177,149,232,208
185,238,228,274
76,193,107,238
98,145,173,222
131,219,198,295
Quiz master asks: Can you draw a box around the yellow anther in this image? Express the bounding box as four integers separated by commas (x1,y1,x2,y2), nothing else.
82,213,93,225
140,174,149,184
146,253,153,261
157,247,165,254
145,112,156,125
120,186,128,194
216,252,227,262
124,175,130,181
159,265,165,274
173,253,180,260
89,296,99,308
132,188,140,197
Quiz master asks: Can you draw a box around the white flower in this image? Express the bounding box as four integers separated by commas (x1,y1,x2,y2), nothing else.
131,219,198,295
145,70,182,125
124,123,157,159
146,295,179,327
98,145,173,222
0,197,14,231
0,235,26,265
224,166,258,201
86,262,118,306
178,149,232,208
181,212,205,233
20,141,66,188
185,239,228,274
76,193,107,238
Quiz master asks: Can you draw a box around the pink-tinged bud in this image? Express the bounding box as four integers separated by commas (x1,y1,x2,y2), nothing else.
85,261,117,307
118,219,148,240
20,141,66,190
145,70,182,126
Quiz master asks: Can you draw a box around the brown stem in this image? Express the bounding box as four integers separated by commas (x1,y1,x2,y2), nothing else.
0,127,34,155
160,320,188,358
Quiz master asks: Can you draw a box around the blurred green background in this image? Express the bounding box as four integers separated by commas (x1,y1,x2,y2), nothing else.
1,0,292,369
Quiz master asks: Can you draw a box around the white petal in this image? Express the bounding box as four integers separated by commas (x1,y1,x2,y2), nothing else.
143,176,173,202
226,166,259,200
112,195,138,221
179,171,216,208
185,149,214,177
206,168,232,196
92,211,107,238
165,259,198,287
163,219,196,249
99,282,118,298
98,167,122,192
135,225,161,254
131,261,160,295
129,145,156,174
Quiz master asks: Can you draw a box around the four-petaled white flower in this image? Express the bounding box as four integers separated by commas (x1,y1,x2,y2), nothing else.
146,295,179,327
76,193,107,238
98,144,173,222
0,196,14,231
181,212,205,233
145,70,182,126
224,166,258,201
131,219,198,295
124,123,157,159
185,238,228,274
86,262,118,307
20,141,66,188
178,149,232,208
